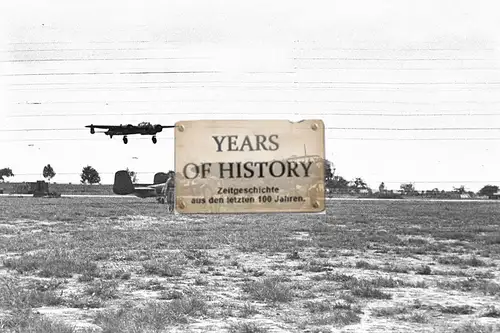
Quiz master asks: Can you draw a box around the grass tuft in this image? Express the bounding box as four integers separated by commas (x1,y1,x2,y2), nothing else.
0,310,91,333
228,322,269,333
0,277,64,309
453,321,500,333
243,276,293,303
92,296,208,332
437,255,488,267
142,259,183,277
3,249,99,278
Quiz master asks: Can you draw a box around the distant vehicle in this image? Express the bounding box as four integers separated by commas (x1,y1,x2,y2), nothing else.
113,170,169,198
85,122,175,144
10,180,60,197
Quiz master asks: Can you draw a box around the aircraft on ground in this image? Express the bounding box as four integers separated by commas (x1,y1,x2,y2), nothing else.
85,122,175,144
113,170,169,198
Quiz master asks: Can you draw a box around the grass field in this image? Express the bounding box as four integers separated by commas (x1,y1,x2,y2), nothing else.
0,197,499,333
0,183,114,196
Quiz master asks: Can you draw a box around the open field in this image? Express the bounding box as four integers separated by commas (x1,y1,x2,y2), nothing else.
1,197,499,333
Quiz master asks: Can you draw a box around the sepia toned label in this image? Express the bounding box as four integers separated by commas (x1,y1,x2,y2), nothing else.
174,119,325,214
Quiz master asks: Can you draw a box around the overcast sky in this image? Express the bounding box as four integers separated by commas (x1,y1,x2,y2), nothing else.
1,0,499,191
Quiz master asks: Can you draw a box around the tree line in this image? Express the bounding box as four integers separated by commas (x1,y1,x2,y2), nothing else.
1,161,499,197
0,165,130,185
322,159,499,197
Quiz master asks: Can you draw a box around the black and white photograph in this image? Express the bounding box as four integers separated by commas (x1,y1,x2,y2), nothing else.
0,1,499,332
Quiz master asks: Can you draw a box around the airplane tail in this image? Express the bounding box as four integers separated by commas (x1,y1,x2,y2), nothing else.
113,170,135,195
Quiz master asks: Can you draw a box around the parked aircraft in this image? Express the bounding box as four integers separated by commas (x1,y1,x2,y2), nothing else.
85,122,175,144
113,170,169,198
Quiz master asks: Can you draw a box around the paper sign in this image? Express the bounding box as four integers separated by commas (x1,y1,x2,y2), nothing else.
174,119,325,213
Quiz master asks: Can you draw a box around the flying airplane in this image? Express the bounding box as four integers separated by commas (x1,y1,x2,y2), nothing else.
85,122,175,144
113,170,169,198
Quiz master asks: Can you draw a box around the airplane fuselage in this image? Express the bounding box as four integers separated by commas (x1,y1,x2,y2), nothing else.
86,123,174,144
105,126,162,136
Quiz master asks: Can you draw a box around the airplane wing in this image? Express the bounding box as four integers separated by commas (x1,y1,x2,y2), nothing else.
85,125,124,129
148,183,166,189
161,125,176,129
131,187,158,198
134,186,159,191
85,125,130,130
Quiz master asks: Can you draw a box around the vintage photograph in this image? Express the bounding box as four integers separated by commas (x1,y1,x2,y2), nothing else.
0,1,499,332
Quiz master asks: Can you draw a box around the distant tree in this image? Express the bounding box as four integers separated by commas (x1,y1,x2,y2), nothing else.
453,185,466,194
325,174,349,190
333,175,349,189
378,182,386,193
324,159,334,181
350,177,368,189
43,164,56,182
0,167,14,182
478,185,499,197
80,165,101,185
126,168,138,183
400,183,416,195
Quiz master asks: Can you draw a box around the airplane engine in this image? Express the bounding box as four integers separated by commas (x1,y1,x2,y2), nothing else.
153,172,169,184
155,125,163,133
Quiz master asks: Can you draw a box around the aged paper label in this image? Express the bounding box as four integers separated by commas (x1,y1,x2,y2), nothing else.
174,119,325,213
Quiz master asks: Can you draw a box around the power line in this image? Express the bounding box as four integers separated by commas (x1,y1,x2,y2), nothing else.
2,126,500,133
297,67,500,71
1,71,221,77
0,57,496,64
294,81,500,85
9,80,295,86
4,68,500,76
5,46,496,52
6,112,500,118
327,127,500,131
0,128,86,132
8,85,500,92
3,47,181,52
2,172,142,176
293,47,499,51
6,40,164,45
375,180,500,184
9,81,500,87
8,81,500,87
2,137,500,143
293,57,492,61
4,40,490,49
327,137,500,141
13,100,500,105
0,57,210,63
2,57,493,62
